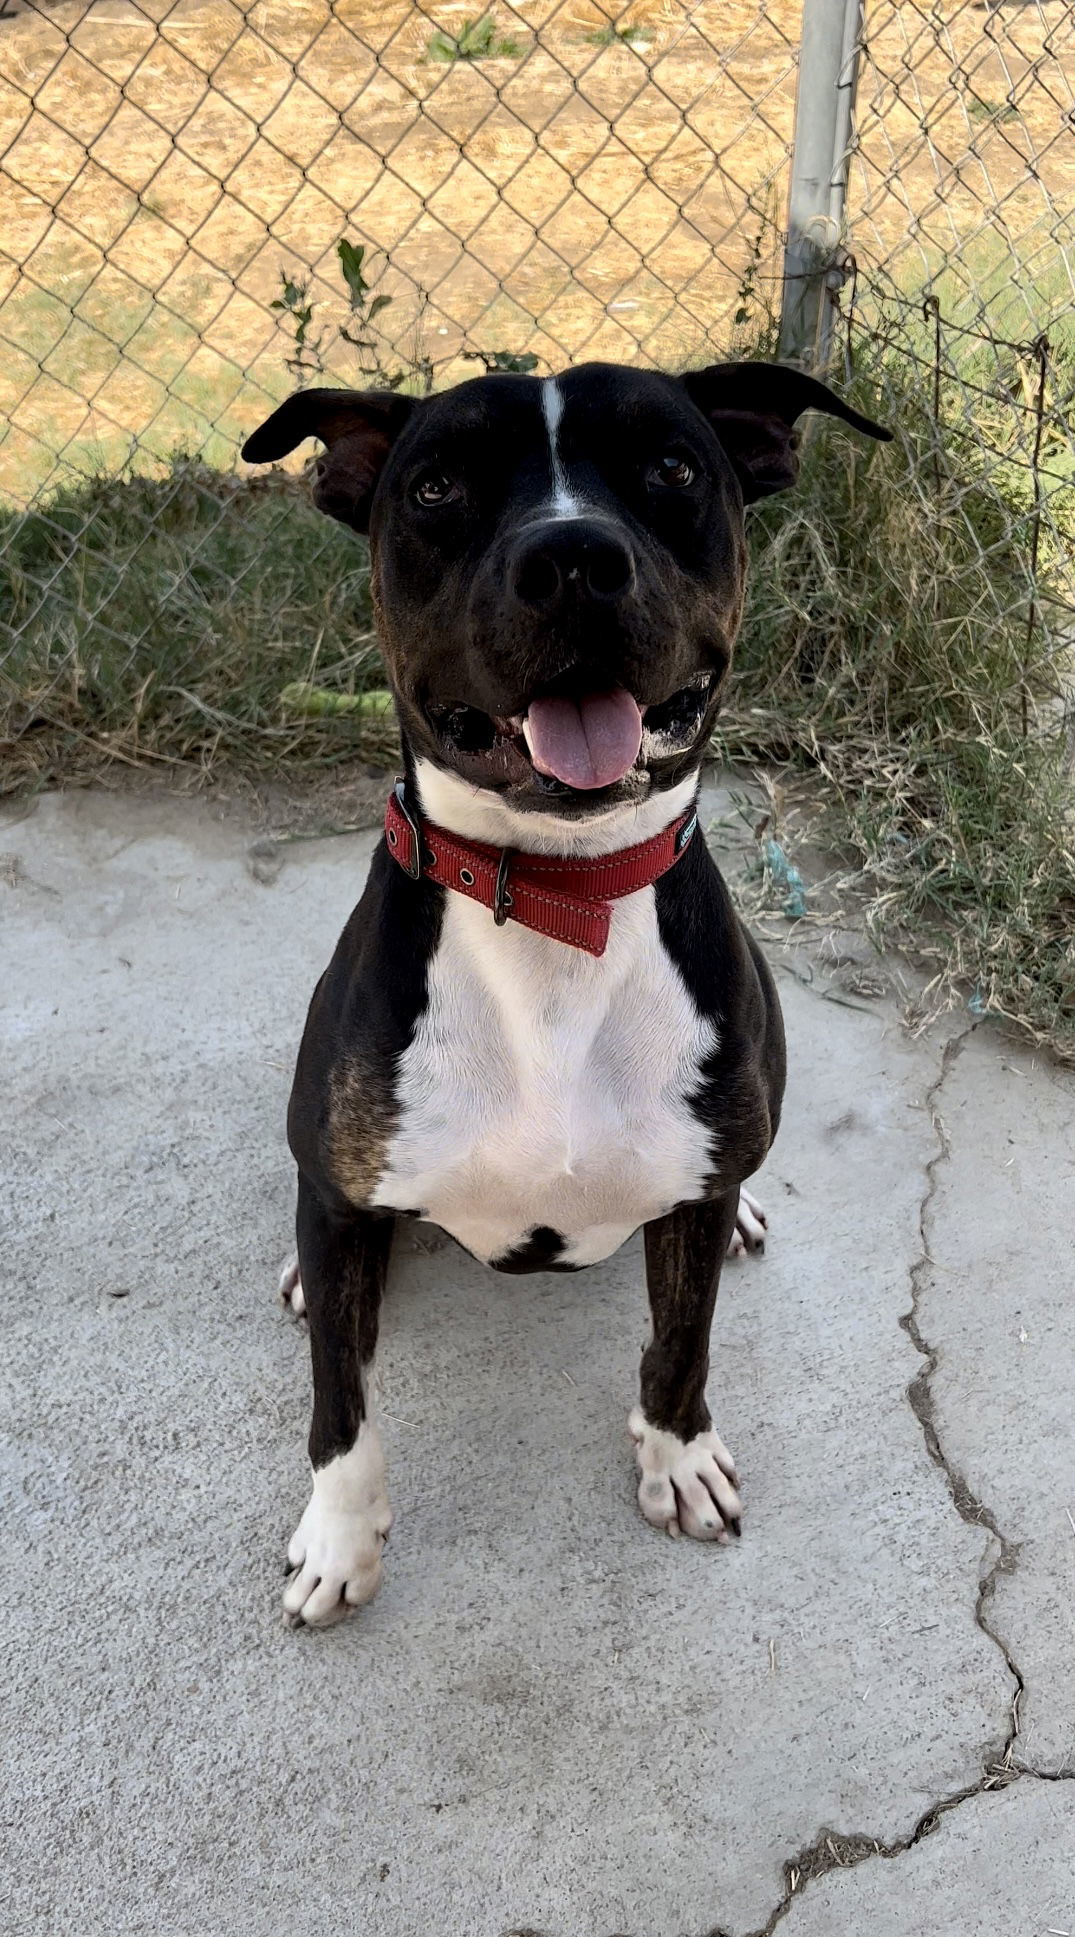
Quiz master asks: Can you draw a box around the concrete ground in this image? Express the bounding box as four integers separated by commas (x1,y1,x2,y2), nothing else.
2,781,1073,1937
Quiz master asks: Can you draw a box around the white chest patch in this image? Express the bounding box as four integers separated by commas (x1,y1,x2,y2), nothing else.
373,780,719,1266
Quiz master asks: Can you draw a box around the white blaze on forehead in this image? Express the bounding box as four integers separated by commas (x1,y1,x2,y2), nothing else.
541,376,580,516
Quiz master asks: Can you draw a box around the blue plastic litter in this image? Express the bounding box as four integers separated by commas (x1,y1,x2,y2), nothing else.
763,838,808,919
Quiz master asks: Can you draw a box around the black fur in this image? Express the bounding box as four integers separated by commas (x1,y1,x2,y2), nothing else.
240,358,886,1588
654,826,786,1192
490,1227,578,1274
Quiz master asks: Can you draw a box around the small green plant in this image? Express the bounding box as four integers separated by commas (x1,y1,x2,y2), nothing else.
338,241,393,348
461,348,540,374
581,20,649,46
270,272,326,379
271,240,538,395
425,14,523,61
732,192,780,338
966,94,1019,124
270,242,437,394
336,239,415,391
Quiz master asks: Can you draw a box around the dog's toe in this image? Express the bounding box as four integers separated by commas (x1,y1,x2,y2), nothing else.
283,1567,361,1629
629,1407,741,1542
277,1254,306,1318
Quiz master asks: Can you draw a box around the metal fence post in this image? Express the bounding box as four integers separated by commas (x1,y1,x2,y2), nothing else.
780,0,863,369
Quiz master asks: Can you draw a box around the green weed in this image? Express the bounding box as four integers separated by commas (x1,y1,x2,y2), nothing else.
580,22,649,46
425,15,523,61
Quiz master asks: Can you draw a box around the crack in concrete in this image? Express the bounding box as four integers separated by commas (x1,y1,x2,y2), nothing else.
900,1025,1026,1765
507,1023,1073,1937
703,1023,1074,1937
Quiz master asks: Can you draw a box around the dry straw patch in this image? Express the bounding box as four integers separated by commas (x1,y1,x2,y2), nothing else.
2,0,1071,501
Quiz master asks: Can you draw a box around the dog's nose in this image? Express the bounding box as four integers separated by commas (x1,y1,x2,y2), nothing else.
510,520,636,611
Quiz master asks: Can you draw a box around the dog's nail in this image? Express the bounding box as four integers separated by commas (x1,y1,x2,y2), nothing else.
728,1516,742,1538
666,1519,681,1540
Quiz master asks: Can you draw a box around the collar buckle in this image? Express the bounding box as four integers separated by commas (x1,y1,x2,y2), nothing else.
493,848,515,925
393,780,424,881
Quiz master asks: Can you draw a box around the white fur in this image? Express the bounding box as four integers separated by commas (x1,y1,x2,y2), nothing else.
277,1253,305,1316
282,1423,391,1626
415,758,696,856
729,1184,767,1257
373,765,718,1266
542,376,580,517
628,1407,740,1540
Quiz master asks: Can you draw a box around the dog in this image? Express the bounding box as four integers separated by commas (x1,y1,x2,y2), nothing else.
242,359,888,1627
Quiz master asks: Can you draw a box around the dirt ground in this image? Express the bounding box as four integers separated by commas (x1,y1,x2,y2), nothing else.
0,0,1071,501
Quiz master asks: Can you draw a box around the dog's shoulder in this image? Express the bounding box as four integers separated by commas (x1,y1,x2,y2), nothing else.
286,846,442,1211
655,832,786,1186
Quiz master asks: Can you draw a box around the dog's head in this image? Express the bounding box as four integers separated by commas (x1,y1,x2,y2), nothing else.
243,362,888,817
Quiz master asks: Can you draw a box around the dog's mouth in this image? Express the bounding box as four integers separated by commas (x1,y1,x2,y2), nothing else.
427,674,716,798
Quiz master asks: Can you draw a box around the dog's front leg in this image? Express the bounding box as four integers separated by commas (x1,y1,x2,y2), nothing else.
630,1191,743,1542
282,1174,394,1627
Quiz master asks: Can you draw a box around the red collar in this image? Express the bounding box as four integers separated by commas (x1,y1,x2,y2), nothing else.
384,782,698,957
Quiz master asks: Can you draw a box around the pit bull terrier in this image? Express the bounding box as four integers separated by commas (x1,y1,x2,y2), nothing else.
242,360,888,1626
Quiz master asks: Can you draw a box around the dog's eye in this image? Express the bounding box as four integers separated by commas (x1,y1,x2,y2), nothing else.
649,454,695,488
414,474,458,507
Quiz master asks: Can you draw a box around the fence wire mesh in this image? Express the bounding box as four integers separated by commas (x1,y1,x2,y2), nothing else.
840,0,1075,663
0,0,1072,796
0,0,802,502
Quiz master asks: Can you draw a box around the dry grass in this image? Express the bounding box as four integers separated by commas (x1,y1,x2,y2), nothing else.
2,0,1070,502
719,340,1075,1059
3,321,1073,1060
0,459,395,790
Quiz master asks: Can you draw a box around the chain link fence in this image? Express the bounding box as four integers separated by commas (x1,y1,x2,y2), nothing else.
0,0,807,502
0,0,1072,793
843,0,1075,665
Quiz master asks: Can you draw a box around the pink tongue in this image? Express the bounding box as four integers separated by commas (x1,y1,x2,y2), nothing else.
522,689,643,790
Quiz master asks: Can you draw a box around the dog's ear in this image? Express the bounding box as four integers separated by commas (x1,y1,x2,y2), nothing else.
241,388,418,532
680,362,891,503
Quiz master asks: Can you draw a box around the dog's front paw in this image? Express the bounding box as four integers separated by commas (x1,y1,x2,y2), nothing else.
628,1407,741,1542
283,1503,387,1628
727,1186,767,1257
282,1430,392,1628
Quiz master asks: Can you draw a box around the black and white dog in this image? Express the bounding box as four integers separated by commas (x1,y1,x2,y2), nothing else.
243,361,888,1627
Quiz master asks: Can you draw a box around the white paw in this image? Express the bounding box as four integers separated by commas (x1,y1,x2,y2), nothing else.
277,1253,306,1318
727,1185,767,1258
628,1407,741,1542
282,1427,392,1628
